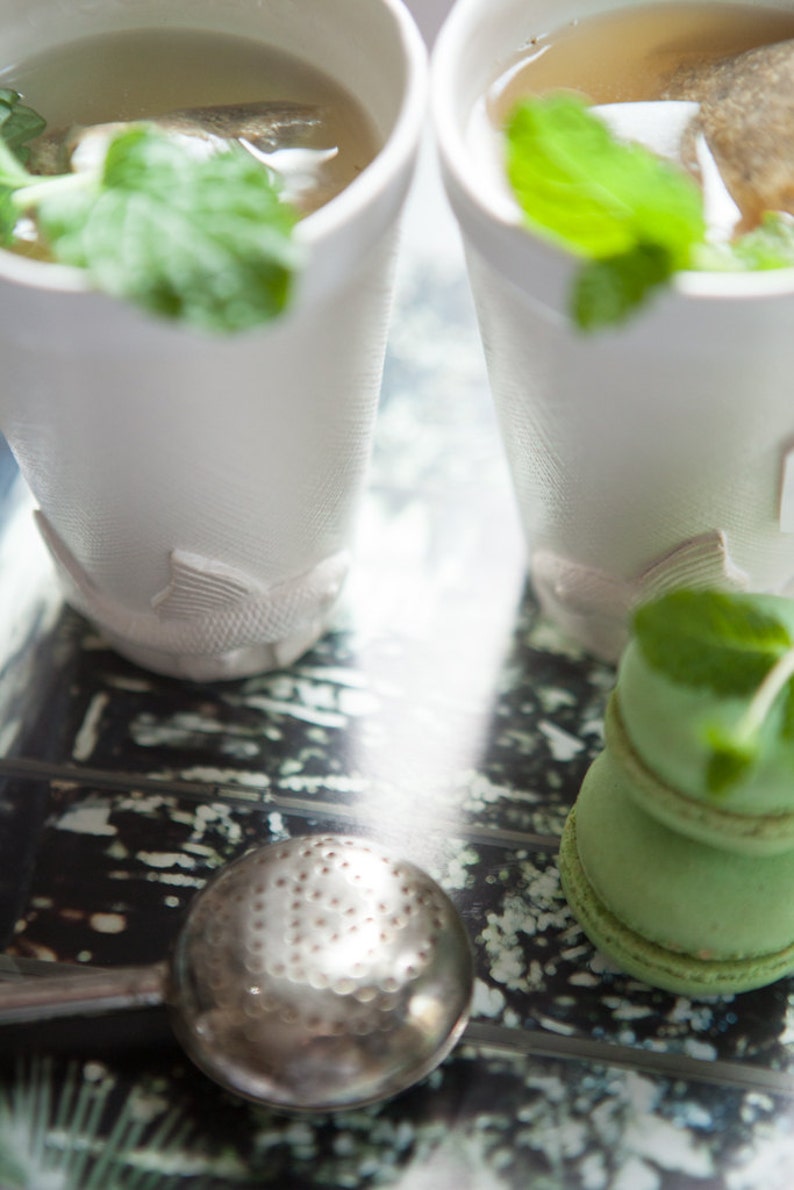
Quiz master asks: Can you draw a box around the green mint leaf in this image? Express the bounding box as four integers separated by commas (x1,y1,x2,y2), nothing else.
0,136,35,245
34,125,302,332
505,94,704,310
632,590,791,694
504,93,705,328
0,92,42,243
0,89,46,163
0,189,17,245
573,242,675,331
0,187,20,245
779,681,794,746
703,726,757,796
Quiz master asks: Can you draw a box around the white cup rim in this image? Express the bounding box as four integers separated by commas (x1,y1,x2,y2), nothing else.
431,0,794,303
0,0,428,296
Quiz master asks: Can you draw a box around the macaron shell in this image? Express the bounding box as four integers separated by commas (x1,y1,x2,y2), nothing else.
559,805,794,996
573,749,794,962
605,693,794,855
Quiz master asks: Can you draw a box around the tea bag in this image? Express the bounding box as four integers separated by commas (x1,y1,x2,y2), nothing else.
663,39,794,228
28,100,339,210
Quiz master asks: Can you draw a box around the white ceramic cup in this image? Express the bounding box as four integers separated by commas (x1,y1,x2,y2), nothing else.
0,0,427,680
433,0,794,661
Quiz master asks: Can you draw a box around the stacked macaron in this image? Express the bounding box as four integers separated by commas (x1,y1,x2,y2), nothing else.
559,589,794,995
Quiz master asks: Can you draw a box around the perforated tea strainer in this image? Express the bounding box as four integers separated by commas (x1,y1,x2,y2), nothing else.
0,835,475,1111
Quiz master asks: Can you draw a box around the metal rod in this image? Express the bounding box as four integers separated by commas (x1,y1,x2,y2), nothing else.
0,961,167,1024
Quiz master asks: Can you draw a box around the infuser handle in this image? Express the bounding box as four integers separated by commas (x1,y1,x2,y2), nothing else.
0,959,167,1024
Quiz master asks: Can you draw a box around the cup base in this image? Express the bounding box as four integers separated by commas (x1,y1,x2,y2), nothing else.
530,529,753,663
34,510,348,682
106,617,329,682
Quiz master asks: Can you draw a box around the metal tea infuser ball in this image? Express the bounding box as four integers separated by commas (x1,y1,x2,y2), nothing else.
0,835,475,1112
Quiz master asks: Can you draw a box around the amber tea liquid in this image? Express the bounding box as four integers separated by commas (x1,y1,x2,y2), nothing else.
486,2,794,113
0,27,379,214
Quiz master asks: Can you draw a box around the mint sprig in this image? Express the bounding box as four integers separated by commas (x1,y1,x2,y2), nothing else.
505,93,705,330
0,89,46,163
0,95,301,333
695,212,794,273
505,93,794,330
633,590,794,794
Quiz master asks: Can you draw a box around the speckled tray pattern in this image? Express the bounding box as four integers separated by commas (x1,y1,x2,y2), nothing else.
1,147,794,1189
